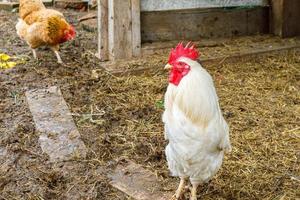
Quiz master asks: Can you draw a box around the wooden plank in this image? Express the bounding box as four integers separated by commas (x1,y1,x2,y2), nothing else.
140,0,268,11
25,86,87,162
282,0,300,37
108,160,172,200
131,0,141,57
108,0,133,60
96,0,109,61
101,43,300,76
270,0,300,37
81,18,97,32
247,6,269,34
270,0,284,37
0,2,18,11
42,0,53,6
141,7,269,42
79,12,97,22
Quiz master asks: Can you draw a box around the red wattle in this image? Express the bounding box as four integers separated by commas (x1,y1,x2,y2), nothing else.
169,63,190,86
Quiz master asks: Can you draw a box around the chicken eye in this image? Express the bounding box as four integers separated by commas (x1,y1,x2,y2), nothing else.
177,62,186,68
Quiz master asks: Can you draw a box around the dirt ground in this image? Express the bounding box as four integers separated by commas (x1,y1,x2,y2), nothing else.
0,9,299,200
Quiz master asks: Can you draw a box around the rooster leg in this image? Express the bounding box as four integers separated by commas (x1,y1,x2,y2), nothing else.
54,51,63,64
32,49,37,59
172,177,186,199
50,45,63,63
190,183,199,200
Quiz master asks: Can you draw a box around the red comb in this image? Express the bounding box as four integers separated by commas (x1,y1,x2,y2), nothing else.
168,42,199,64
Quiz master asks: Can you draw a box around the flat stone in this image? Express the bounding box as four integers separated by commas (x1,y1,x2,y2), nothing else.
108,160,172,200
25,86,87,162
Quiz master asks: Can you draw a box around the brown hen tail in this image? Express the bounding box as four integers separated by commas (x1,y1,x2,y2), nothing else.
19,0,45,20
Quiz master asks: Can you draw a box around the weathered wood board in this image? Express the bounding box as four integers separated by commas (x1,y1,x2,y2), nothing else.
270,0,300,37
131,0,141,57
43,0,53,6
141,0,269,11
79,12,97,22
26,86,87,162
282,0,300,37
108,0,133,60
108,160,173,200
0,2,18,11
141,7,269,42
96,0,108,61
82,7,269,43
100,42,300,76
81,18,98,32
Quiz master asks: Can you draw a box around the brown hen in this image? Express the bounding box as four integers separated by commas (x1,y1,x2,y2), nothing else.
16,0,75,63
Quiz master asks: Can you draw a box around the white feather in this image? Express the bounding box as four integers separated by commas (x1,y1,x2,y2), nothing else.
163,57,231,184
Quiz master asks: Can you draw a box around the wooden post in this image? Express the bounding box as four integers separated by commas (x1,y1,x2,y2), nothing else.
270,0,300,37
131,0,141,57
108,0,133,60
96,0,141,61
96,0,109,61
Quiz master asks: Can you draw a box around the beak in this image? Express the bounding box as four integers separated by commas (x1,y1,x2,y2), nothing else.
164,64,172,70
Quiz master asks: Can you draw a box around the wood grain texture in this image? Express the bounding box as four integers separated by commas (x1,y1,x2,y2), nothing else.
141,0,268,11
97,0,108,61
281,0,300,37
108,0,132,60
141,7,269,42
270,0,284,36
270,0,300,37
100,42,300,76
0,2,19,11
131,0,141,57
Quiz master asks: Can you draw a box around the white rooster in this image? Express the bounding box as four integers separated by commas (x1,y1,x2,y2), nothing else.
162,42,231,200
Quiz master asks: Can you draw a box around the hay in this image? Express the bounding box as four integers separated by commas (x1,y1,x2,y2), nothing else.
0,9,299,199
70,50,300,199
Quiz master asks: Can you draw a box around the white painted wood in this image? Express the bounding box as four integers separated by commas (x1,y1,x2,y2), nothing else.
141,0,269,11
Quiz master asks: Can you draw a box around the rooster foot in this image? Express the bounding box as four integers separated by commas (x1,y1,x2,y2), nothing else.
54,51,63,64
32,49,38,59
189,183,199,200
170,177,187,200
169,194,181,200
